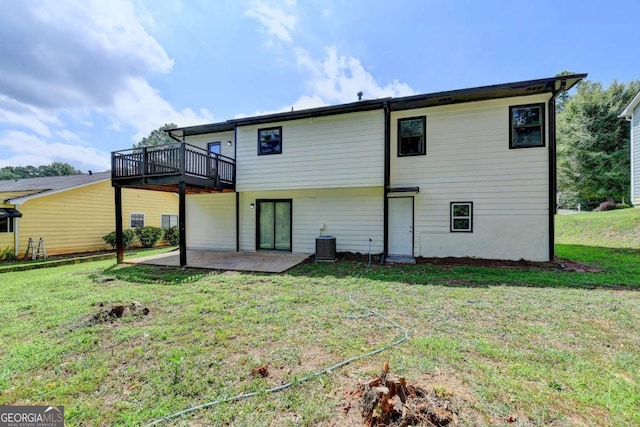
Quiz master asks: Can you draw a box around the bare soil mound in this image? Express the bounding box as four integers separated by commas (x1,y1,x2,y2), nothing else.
85,301,150,326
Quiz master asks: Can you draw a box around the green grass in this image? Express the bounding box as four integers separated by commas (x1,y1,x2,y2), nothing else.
556,208,640,248
1,212,639,426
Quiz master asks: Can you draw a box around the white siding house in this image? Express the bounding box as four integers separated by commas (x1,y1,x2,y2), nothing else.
621,91,640,207
112,74,587,265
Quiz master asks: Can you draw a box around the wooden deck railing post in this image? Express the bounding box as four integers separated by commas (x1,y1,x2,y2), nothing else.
142,147,148,176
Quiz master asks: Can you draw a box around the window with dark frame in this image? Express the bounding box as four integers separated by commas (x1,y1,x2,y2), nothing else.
258,126,282,155
398,116,426,156
130,213,145,228
450,202,473,232
0,217,13,233
510,103,545,148
208,141,221,155
161,214,178,228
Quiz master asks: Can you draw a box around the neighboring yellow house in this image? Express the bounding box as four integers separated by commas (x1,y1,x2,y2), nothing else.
0,172,178,257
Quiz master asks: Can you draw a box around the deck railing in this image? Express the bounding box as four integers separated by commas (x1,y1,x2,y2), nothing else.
111,143,235,187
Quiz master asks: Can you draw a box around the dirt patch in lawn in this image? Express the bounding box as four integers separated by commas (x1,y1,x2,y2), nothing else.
82,301,150,327
332,252,600,272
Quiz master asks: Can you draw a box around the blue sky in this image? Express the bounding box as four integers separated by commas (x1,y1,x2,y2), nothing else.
0,0,637,173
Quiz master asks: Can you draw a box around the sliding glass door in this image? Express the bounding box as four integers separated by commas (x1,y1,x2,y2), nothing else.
257,200,292,251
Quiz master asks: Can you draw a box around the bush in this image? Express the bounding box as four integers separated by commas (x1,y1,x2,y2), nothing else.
0,246,15,260
616,203,632,209
135,226,164,248
102,229,136,249
163,226,180,246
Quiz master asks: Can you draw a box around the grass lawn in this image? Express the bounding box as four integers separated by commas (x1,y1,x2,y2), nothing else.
1,212,639,426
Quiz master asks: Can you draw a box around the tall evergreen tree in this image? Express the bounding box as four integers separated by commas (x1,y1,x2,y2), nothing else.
557,80,640,209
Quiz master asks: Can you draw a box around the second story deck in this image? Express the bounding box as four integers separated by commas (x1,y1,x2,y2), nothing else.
111,143,235,194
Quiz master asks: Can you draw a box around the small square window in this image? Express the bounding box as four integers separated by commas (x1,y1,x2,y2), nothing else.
510,103,545,148
258,126,282,155
450,202,473,232
161,214,178,228
398,116,426,156
130,213,145,228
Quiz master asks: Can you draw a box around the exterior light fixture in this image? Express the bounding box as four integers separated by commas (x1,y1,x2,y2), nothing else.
227,140,232,147
250,203,255,209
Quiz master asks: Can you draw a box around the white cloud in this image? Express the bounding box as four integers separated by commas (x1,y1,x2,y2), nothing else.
245,1,297,43
0,0,213,167
109,78,214,142
0,131,110,172
295,46,416,103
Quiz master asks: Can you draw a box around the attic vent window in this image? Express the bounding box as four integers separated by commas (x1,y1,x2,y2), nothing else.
526,86,544,92
509,103,545,148
438,97,452,103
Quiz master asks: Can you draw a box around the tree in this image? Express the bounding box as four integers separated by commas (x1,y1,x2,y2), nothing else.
557,79,640,210
133,123,178,148
0,162,82,180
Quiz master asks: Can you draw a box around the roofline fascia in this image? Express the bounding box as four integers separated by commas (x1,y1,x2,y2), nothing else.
6,178,111,204
620,90,640,120
164,74,588,137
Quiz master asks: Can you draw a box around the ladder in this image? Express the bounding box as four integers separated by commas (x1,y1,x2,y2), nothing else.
24,237,47,260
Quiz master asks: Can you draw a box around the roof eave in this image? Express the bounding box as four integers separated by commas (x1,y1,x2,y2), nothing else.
389,73,588,111
6,178,110,204
163,74,588,136
620,90,640,119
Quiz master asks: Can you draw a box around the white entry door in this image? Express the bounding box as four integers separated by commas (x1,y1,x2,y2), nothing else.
388,197,413,256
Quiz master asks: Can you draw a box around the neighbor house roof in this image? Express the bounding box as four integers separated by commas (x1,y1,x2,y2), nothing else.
167,74,587,137
620,90,640,119
1,172,110,204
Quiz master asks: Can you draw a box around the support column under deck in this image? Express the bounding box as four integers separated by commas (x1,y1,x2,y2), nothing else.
179,182,187,267
115,186,124,263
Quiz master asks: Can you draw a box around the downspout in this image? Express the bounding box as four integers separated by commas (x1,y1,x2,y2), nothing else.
548,78,567,261
13,204,19,257
623,114,634,206
234,125,240,252
382,101,391,263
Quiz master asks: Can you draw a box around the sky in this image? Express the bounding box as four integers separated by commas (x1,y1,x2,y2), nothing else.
0,0,638,173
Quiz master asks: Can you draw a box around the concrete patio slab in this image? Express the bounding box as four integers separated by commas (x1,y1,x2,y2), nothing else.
125,250,311,273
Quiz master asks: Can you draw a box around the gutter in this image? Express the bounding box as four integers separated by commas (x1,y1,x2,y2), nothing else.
548,78,568,261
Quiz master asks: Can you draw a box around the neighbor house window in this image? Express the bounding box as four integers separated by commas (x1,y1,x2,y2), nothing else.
258,126,282,155
130,213,145,228
208,141,221,155
0,218,13,233
510,103,545,148
450,202,473,232
398,116,426,156
161,214,178,228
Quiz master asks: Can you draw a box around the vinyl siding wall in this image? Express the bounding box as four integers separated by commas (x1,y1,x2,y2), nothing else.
11,181,178,256
632,104,640,206
0,191,41,253
184,131,235,159
239,188,383,253
235,110,384,191
186,192,236,250
185,187,382,254
390,94,552,261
